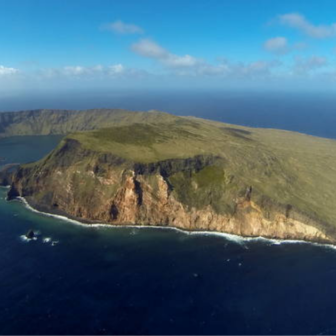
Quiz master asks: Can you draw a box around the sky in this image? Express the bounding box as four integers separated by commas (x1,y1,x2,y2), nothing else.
2,0,336,94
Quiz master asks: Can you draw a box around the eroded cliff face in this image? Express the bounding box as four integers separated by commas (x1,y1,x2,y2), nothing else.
7,138,333,244
90,171,330,243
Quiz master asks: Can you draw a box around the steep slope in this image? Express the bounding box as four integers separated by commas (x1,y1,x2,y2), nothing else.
7,115,336,244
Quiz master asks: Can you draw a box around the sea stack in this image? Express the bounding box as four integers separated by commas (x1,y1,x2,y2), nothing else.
25,230,35,239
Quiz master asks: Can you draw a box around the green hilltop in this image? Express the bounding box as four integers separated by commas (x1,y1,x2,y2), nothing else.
2,108,336,240
0,108,177,136
70,117,336,229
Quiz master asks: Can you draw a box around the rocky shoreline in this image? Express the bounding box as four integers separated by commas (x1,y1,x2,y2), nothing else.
6,160,334,245
2,109,336,246
3,190,334,248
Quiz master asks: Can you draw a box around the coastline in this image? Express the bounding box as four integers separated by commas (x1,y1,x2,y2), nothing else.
11,193,336,251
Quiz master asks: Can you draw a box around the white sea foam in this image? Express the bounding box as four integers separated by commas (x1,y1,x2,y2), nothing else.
18,197,85,226
43,237,52,243
20,235,37,242
16,196,336,251
20,235,29,242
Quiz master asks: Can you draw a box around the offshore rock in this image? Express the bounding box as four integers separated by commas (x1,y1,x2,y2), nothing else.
25,230,35,239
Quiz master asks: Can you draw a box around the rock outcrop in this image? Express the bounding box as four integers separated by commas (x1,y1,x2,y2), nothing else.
4,109,336,245
25,230,35,239
8,138,334,244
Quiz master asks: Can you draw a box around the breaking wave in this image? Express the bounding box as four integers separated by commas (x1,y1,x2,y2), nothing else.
16,196,336,251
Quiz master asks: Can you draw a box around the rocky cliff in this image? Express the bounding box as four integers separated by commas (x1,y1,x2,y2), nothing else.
7,115,336,244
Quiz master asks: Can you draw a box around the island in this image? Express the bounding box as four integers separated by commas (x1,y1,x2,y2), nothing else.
1,108,336,244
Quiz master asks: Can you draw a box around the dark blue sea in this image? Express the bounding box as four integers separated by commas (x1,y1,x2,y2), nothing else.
1,92,336,334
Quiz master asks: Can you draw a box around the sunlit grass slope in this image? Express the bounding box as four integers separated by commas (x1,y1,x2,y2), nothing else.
4,108,336,237
60,115,336,234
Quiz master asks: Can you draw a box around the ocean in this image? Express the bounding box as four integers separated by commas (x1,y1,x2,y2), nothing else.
1,90,336,140
1,93,336,334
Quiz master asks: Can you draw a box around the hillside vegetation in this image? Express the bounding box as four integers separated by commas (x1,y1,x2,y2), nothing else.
4,108,336,242
66,117,336,231
0,108,177,136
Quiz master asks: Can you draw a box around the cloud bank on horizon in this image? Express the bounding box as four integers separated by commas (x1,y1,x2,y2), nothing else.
1,0,336,92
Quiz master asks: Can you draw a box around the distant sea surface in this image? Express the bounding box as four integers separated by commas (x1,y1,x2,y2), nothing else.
1,92,336,334
1,90,336,139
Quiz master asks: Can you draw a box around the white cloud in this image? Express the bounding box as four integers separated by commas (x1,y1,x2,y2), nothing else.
131,39,281,79
63,66,87,76
131,39,204,69
39,64,126,79
264,37,307,55
164,54,200,68
108,64,124,74
293,56,328,74
101,20,144,35
64,64,124,76
264,37,288,54
0,65,19,76
278,13,336,39
224,60,282,79
131,39,168,58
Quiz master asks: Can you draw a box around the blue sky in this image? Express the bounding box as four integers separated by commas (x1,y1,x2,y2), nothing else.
2,0,336,93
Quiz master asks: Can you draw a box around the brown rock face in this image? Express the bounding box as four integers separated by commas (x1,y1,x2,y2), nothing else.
8,142,333,245
4,133,333,247
97,173,331,243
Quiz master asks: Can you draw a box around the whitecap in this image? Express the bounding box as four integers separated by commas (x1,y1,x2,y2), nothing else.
20,235,29,242
20,235,37,242
18,197,85,226
15,196,336,251
187,230,246,245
